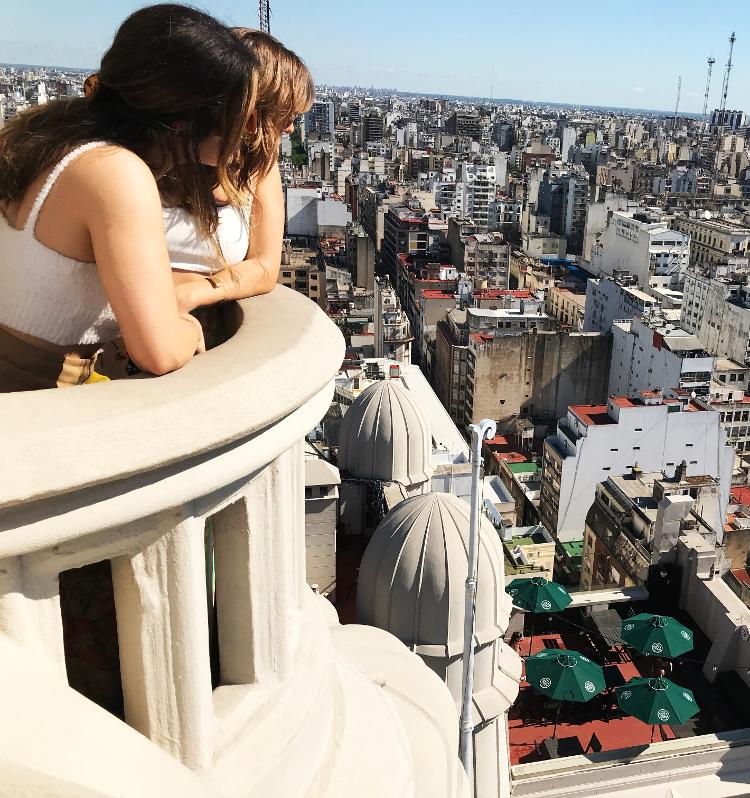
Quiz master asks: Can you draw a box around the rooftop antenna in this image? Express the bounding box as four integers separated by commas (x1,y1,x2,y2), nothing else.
259,0,271,33
702,56,715,120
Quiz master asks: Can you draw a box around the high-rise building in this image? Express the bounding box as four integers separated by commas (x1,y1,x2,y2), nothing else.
710,108,746,131
445,110,481,140
373,277,413,363
608,315,714,399
382,204,429,284
305,99,335,137
434,296,611,431
681,273,750,366
536,169,589,256
455,163,497,231
583,274,658,332
492,122,515,151
560,126,577,163
362,109,385,143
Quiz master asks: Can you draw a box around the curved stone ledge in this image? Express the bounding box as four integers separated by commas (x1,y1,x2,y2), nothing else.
0,287,344,529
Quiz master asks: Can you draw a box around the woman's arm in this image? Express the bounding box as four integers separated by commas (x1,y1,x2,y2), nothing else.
174,160,285,312
80,148,204,374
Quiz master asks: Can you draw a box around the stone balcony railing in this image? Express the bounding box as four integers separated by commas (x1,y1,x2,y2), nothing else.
0,287,468,798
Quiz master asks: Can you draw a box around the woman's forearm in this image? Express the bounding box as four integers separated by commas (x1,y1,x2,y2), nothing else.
173,257,279,311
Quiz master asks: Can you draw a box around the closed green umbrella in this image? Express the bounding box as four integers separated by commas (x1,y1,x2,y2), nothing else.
507,576,572,613
621,613,694,658
525,649,605,737
616,677,698,738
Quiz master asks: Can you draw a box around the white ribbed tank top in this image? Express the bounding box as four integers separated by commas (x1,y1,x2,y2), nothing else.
0,141,120,345
0,141,251,346
164,202,251,274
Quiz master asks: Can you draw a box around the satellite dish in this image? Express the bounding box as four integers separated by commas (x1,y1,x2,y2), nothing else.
691,391,697,399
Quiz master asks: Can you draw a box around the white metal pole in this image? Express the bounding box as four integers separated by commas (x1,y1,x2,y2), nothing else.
459,418,497,784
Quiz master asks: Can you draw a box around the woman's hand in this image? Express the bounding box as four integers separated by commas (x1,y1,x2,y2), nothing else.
174,273,216,313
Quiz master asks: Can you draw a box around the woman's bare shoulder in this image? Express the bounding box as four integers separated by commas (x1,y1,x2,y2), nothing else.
63,145,160,211
65,144,153,181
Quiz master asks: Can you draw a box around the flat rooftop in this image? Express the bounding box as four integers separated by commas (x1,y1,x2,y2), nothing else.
570,396,705,426
569,404,616,426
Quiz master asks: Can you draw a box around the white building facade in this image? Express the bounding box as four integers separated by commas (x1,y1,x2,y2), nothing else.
590,211,690,290
609,316,714,399
583,275,658,332
540,394,734,542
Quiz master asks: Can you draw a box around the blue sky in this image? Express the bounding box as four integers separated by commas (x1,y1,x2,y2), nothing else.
3,1,750,113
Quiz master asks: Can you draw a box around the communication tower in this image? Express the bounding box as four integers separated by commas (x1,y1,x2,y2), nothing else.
259,0,271,33
702,57,715,120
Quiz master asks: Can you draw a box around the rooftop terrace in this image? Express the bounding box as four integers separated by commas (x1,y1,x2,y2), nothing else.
508,602,750,767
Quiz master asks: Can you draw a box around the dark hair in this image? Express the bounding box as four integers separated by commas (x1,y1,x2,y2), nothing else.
0,4,258,242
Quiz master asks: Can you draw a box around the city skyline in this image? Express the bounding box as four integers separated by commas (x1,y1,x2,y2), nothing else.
4,0,750,114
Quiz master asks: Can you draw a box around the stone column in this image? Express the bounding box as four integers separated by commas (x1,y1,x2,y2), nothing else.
0,556,67,678
111,516,214,771
212,442,305,687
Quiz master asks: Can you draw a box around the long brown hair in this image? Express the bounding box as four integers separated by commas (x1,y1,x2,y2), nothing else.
231,28,314,188
0,4,258,242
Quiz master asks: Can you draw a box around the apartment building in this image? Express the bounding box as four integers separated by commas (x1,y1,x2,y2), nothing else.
682,272,750,366
581,465,724,589
278,241,326,308
583,273,658,332
671,214,750,272
540,392,733,542
546,285,586,329
590,210,690,290
609,315,714,399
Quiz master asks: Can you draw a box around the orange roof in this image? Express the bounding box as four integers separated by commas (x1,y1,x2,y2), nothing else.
731,486,750,506
609,396,639,408
569,404,615,426
475,289,533,299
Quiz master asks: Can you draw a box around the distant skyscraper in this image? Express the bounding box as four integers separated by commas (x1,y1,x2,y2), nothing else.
362,109,385,143
305,100,335,137
710,108,746,131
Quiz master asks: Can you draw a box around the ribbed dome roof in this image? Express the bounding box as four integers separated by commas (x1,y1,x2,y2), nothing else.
338,380,434,486
357,492,511,657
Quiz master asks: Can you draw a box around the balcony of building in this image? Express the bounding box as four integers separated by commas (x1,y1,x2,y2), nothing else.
0,287,467,797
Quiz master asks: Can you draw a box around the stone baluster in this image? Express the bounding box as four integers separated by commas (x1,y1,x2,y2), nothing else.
111,516,214,771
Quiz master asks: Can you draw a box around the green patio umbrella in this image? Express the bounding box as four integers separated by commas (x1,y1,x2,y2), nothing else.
621,613,694,658
616,677,699,740
507,576,573,655
525,649,606,737
507,576,573,613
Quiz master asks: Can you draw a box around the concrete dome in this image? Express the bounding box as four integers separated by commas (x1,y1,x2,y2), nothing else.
338,380,434,486
357,492,511,658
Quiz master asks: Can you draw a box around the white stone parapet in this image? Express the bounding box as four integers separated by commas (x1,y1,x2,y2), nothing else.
0,287,468,798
